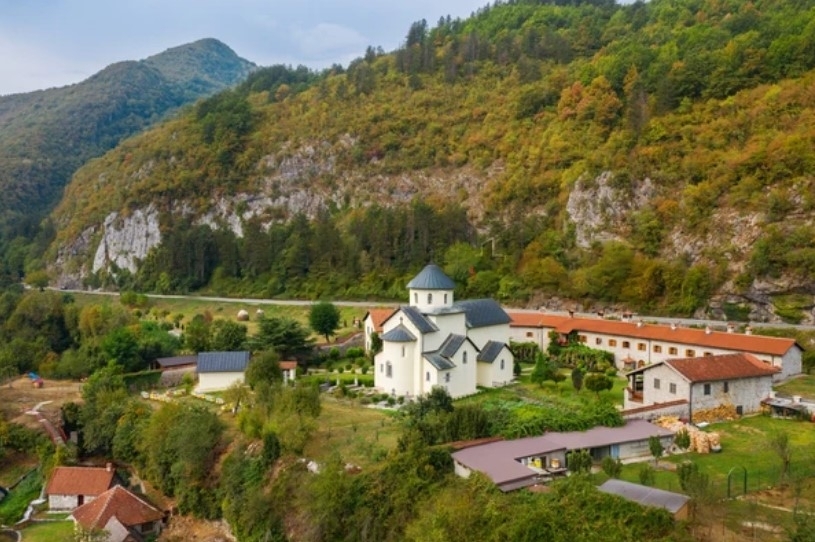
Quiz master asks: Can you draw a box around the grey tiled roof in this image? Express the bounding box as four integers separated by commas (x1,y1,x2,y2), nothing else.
439,334,466,357
400,305,439,333
424,352,456,371
156,355,198,368
477,341,506,363
197,351,250,373
454,299,511,328
381,325,417,342
406,264,456,290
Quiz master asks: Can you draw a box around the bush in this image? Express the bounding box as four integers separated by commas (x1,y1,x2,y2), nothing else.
361,365,369,375
329,347,341,360
345,347,364,359
674,429,691,450
638,464,655,486
601,456,622,478
345,363,353,371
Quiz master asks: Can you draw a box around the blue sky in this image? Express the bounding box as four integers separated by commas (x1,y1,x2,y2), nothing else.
0,0,487,95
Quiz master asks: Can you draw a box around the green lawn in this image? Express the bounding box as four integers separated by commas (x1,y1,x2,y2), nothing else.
460,373,627,408
775,374,815,401
617,415,815,500
18,521,74,542
0,470,42,525
69,292,369,344
305,397,400,468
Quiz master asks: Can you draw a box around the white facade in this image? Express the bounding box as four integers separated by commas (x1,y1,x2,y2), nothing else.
374,264,514,399
197,371,244,392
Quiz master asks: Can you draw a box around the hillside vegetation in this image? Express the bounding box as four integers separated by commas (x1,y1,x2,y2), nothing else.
47,0,815,320
0,38,255,281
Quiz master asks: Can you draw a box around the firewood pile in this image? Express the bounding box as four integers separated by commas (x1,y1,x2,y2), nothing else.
654,416,722,454
692,404,739,423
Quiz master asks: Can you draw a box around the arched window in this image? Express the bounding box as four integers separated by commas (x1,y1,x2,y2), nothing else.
414,293,418,304
462,351,468,364
428,293,433,304
426,371,430,381
386,362,392,378
401,345,405,357
444,293,448,304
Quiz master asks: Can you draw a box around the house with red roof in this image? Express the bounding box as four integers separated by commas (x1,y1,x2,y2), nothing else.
363,308,395,353
279,360,298,383
45,465,119,511
623,353,779,420
71,485,164,542
507,313,802,381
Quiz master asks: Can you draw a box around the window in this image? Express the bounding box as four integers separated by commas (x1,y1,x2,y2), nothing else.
428,293,433,304
638,343,646,351
723,381,729,393
622,341,630,348
462,351,468,364
595,338,603,346
379,363,383,373
703,383,711,395
414,293,418,304
703,351,712,357
653,345,662,353
401,346,405,357
500,359,505,370
578,335,587,343
654,378,660,390
444,372,451,383
609,339,617,347
386,362,392,378
685,349,695,357
669,347,678,355
426,371,430,381
444,293,448,304
526,331,533,338
669,383,676,394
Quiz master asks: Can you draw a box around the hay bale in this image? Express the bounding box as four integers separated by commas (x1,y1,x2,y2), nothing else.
237,310,249,321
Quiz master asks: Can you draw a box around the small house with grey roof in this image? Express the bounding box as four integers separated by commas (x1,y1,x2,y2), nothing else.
374,264,514,398
196,351,251,392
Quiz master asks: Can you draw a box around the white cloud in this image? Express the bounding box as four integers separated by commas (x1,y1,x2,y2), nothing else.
291,22,368,60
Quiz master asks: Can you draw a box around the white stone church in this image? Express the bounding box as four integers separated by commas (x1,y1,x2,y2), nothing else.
373,264,515,399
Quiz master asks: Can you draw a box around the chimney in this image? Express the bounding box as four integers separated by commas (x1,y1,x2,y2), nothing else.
705,326,712,335
745,326,753,335
106,462,113,472
670,322,677,331
568,310,574,318
636,320,644,328
726,322,735,333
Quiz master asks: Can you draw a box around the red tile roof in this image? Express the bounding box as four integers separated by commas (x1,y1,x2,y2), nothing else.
665,353,779,382
46,466,116,497
365,308,395,332
507,312,570,328
71,485,163,531
279,361,298,370
547,317,797,356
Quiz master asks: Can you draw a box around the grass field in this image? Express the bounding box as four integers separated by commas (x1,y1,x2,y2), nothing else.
305,397,401,468
18,521,74,542
69,292,371,344
775,374,815,400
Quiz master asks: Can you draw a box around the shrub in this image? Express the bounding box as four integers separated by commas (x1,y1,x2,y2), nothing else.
674,429,691,450
601,456,622,478
329,347,341,360
639,464,655,486
345,347,364,359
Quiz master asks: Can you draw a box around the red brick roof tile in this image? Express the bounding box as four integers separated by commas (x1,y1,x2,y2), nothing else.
552,318,797,356
507,312,570,328
46,466,115,497
279,361,297,370
71,485,163,531
665,353,779,382
365,308,396,332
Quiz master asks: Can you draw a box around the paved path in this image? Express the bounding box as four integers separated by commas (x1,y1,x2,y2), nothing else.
54,288,815,331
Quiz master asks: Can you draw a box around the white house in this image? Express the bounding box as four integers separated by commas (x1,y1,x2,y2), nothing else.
374,264,514,399
46,465,118,511
363,308,395,353
507,313,802,381
280,361,297,383
196,351,251,392
623,353,778,420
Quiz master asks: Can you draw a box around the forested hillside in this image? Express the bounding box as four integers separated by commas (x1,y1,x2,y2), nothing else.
0,38,255,282
48,0,815,322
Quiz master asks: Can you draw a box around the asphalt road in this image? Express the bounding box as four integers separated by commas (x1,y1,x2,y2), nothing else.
55,288,815,331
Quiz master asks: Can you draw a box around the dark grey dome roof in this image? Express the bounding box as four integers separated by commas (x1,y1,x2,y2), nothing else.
406,264,456,290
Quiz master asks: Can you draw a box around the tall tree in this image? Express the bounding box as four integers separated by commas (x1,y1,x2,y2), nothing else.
309,301,341,343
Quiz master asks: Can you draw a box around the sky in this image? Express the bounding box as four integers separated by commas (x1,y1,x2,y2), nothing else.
0,0,488,96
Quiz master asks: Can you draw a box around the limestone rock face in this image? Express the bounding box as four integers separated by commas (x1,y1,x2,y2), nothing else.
566,172,655,248
92,206,161,274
